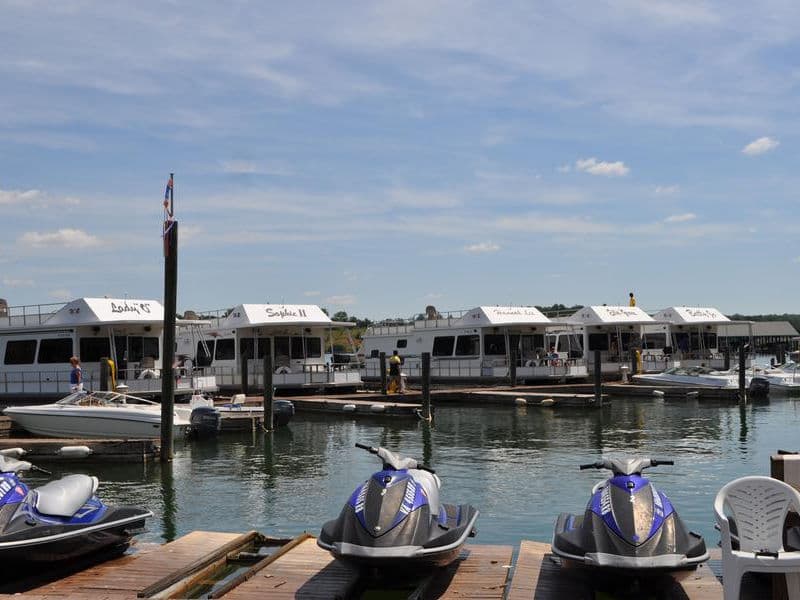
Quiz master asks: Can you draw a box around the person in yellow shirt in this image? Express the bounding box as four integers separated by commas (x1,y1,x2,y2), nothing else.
389,350,404,393
629,292,636,307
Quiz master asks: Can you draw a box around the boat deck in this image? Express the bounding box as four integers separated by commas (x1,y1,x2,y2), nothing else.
2,530,780,599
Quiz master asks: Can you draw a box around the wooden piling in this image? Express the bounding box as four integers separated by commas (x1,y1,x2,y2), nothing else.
240,354,249,396
421,351,432,421
738,345,747,406
161,197,178,462
778,343,786,365
262,354,273,431
379,351,387,395
724,349,731,371
593,351,602,405
99,357,110,391
509,347,517,387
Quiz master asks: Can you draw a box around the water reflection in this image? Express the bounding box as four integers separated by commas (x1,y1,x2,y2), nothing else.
69,396,800,549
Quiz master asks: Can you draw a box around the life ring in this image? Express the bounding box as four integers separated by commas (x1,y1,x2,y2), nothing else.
274,366,291,375
139,369,157,380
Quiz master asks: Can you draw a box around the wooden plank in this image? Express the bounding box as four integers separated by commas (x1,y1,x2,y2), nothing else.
0,438,159,462
220,537,360,600
2,531,242,599
415,544,512,600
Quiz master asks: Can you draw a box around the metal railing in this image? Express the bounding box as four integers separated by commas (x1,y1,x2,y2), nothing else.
0,302,66,328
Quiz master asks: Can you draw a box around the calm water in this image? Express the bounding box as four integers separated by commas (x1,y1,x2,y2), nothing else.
21,396,800,547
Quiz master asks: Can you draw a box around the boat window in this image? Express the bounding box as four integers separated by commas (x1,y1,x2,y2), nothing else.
275,337,290,362
305,337,322,358
240,337,255,359
397,339,408,349
290,337,306,359
588,333,609,351
520,334,545,360
38,338,73,363
642,334,666,349
455,335,480,356
4,339,37,364
215,338,235,360
196,340,214,367
432,336,455,357
703,333,717,349
142,337,159,360
483,334,506,355
127,336,160,362
80,337,111,362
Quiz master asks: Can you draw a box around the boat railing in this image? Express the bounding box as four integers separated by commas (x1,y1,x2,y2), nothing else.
366,310,474,335
207,360,362,388
0,301,65,328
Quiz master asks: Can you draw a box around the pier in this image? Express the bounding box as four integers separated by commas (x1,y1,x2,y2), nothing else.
2,530,780,599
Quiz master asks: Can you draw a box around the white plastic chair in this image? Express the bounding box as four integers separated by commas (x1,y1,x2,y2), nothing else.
714,475,800,600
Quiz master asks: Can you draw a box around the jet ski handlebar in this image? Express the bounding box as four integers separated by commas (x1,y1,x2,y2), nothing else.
579,458,674,474
354,443,436,474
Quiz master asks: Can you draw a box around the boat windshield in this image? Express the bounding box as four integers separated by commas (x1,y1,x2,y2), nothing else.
56,391,157,406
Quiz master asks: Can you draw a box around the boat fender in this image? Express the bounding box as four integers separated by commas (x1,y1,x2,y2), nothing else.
540,398,555,406
514,397,527,406
139,369,157,380
370,403,386,413
275,366,291,375
343,404,356,412
652,390,665,397
57,445,93,459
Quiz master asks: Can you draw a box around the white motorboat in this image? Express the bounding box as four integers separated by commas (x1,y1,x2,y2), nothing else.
632,366,739,389
3,389,191,439
750,363,800,394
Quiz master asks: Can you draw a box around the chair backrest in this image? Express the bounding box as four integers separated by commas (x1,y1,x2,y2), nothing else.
716,476,800,553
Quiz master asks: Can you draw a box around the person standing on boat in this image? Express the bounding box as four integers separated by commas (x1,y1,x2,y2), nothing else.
69,356,83,392
629,292,636,307
389,350,404,394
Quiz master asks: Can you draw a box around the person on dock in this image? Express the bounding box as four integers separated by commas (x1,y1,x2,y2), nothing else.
69,356,83,392
389,350,404,394
629,292,636,307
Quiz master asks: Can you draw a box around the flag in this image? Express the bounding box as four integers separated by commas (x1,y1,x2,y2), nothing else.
163,175,173,209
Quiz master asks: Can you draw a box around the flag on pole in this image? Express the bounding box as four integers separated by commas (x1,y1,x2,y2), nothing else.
162,173,175,257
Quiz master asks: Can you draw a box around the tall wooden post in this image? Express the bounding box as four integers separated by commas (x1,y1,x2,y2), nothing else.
421,352,432,421
99,357,110,391
263,354,274,431
379,352,387,395
240,354,249,395
593,351,602,405
738,345,747,407
161,174,177,462
509,347,517,387
778,343,786,365
723,350,731,371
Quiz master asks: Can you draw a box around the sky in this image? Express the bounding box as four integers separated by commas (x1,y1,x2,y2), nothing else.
1,1,799,320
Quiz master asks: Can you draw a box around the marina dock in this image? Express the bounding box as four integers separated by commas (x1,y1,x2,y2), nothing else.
3,529,780,599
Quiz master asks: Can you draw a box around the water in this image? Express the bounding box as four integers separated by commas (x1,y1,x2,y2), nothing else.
21,396,800,547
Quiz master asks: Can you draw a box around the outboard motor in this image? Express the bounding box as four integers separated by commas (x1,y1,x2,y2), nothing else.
552,457,708,575
272,399,295,428
748,376,769,398
318,443,479,569
189,406,222,438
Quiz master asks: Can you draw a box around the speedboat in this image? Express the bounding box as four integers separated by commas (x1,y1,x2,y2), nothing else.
318,443,479,569
632,366,738,388
755,362,800,394
0,449,152,565
551,457,708,575
3,389,192,439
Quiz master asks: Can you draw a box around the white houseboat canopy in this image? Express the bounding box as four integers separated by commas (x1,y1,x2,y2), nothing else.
651,306,730,325
214,304,353,329
461,306,552,327
567,305,656,326
44,298,164,326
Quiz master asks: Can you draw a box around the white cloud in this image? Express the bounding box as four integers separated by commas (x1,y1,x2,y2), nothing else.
742,137,779,156
793,257,800,264
387,188,461,209
575,158,630,177
0,188,41,205
557,164,571,173
424,293,443,300
2,278,34,287
654,185,680,195
664,213,696,223
465,241,500,253
326,294,356,306
20,228,101,248
303,290,321,297
220,160,293,176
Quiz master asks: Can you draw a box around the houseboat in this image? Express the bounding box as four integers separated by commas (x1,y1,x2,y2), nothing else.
360,306,587,384
562,305,661,377
176,303,363,394
650,306,753,370
0,297,217,403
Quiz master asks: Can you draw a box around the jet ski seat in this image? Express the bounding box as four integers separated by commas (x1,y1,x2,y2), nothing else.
33,474,99,517
408,469,442,518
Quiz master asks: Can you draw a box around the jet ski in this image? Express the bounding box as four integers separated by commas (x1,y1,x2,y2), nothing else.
0,449,153,565
551,457,708,574
318,443,479,569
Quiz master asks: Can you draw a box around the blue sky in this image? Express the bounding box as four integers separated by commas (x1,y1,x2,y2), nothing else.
1,1,799,319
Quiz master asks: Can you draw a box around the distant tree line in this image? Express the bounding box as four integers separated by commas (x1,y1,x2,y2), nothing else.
728,313,800,333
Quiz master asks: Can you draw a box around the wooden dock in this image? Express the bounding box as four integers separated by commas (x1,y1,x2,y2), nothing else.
431,388,602,408
7,530,781,599
0,436,159,461
244,393,423,418
604,383,741,401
